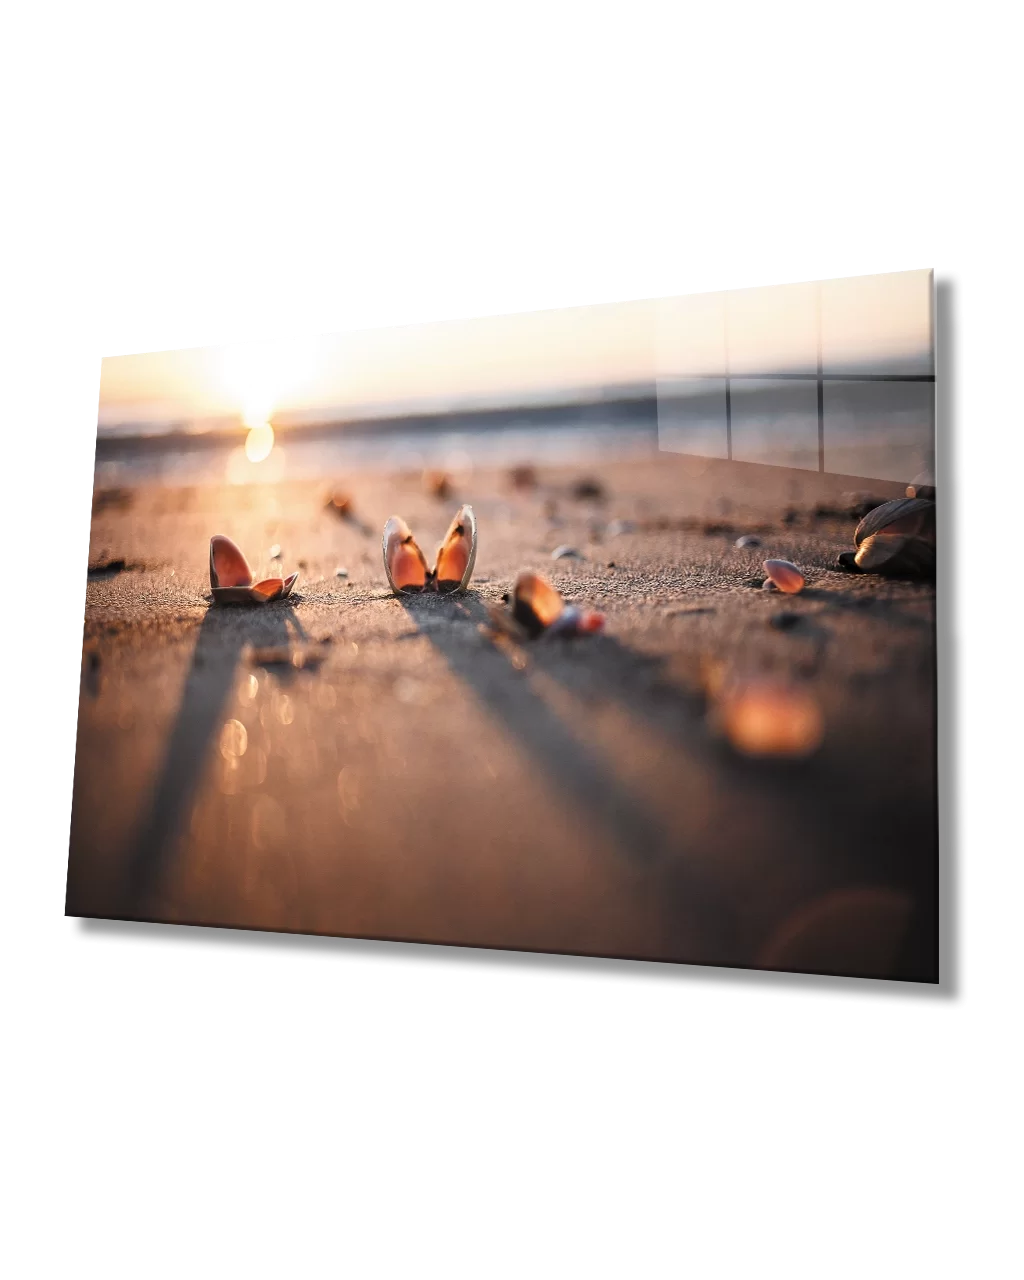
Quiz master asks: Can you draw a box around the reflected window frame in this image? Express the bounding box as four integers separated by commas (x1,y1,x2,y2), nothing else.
660,272,942,478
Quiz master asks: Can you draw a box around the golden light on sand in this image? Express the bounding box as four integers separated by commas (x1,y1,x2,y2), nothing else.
220,719,248,759
251,795,286,850
244,421,275,463
226,442,287,485
719,682,823,757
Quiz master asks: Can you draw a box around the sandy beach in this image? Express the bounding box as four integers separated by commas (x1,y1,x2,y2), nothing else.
67,450,937,979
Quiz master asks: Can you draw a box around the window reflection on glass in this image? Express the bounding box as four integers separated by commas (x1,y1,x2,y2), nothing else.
823,380,935,483
730,379,819,472
656,377,729,459
656,269,935,483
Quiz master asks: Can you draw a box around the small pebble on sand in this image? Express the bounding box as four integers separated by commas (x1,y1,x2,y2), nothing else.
763,559,806,594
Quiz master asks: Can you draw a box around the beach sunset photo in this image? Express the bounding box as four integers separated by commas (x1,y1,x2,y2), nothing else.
67,268,938,980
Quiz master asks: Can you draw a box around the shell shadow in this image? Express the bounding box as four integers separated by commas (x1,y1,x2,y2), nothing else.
396,591,738,959
495,606,938,984
116,600,306,915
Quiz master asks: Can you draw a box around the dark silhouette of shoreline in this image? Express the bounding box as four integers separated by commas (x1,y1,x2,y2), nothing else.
95,385,660,459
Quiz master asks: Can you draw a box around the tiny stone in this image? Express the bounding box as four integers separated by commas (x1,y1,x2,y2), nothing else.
552,545,583,560
763,559,806,594
735,534,762,549
607,561,617,569
335,566,349,578
269,545,282,559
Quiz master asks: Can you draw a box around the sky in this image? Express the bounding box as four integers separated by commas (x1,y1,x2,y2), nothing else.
97,269,933,433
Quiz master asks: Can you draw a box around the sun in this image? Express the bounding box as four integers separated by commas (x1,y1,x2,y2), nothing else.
218,338,318,462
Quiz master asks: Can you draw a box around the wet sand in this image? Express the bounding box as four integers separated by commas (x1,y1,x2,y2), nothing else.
67,452,937,980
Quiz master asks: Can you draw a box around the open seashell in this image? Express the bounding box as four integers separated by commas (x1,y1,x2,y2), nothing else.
763,559,805,594
854,532,936,578
511,571,604,639
382,505,477,595
854,497,935,548
209,534,299,605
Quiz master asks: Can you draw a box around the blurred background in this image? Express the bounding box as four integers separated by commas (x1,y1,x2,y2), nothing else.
94,268,933,491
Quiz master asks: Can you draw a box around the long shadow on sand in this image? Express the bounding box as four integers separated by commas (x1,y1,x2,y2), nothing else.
118,600,308,915
534,603,937,981
398,591,738,958
403,590,938,982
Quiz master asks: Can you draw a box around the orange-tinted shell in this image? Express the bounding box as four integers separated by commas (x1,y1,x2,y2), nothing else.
210,534,254,589
436,536,468,588
434,506,477,591
209,537,298,604
512,572,565,635
383,517,429,592
382,506,477,594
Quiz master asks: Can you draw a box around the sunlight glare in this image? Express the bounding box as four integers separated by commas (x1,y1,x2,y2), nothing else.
227,442,287,485
245,421,275,462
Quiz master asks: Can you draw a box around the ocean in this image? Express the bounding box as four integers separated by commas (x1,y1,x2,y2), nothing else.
92,382,935,491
